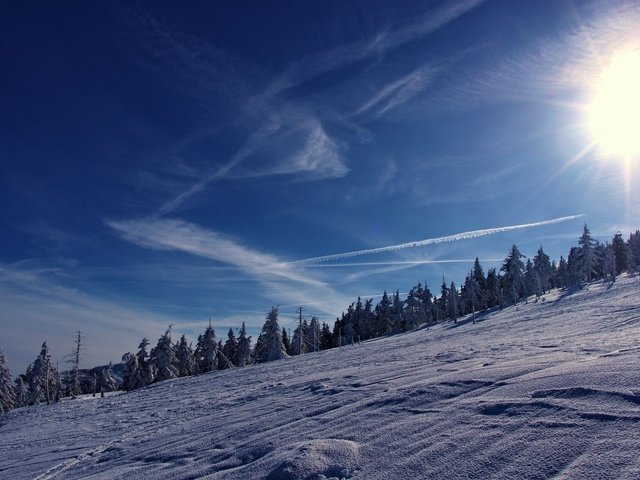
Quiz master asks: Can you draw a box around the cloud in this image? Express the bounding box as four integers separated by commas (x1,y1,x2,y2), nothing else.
355,65,441,119
266,0,486,96
107,217,352,316
292,215,585,265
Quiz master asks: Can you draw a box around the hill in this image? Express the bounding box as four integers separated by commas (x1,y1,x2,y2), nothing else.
2,275,640,479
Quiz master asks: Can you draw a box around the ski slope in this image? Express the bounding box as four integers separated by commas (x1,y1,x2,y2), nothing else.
2,275,640,479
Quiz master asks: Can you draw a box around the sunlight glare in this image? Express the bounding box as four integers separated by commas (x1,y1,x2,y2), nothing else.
588,49,640,159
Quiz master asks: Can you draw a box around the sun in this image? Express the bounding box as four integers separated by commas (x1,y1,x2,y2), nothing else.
587,49,640,159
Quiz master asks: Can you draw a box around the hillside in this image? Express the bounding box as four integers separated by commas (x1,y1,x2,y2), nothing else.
2,275,640,480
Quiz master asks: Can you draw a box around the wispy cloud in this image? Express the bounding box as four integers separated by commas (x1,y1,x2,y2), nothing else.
355,64,441,119
266,0,486,96
107,217,352,316
297,259,501,268
292,215,585,265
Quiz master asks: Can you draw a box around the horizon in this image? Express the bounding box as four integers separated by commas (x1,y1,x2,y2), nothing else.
2,0,640,372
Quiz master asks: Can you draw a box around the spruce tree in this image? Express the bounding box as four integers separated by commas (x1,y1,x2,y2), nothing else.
320,322,333,350
0,351,16,414
25,342,56,405
176,334,197,376
448,281,458,322
222,329,239,368
612,232,629,274
195,323,218,373
237,322,252,367
374,291,393,335
281,327,291,355
501,244,526,304
98,361,119,393
149,326,180,382
628,230,640,273
65,330,83,397
14,376,29,408
254,307,289,363
532,246,552,293
577,223,599,284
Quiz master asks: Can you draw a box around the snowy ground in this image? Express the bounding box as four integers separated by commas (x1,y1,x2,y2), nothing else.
2,275,640,479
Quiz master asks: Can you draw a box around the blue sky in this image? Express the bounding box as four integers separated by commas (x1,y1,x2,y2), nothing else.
2,0,639,372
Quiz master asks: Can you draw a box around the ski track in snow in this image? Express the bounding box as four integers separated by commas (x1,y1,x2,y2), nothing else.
2,275,640,479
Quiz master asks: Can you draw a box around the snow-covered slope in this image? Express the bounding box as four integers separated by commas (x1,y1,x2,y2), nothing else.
2,276,640,479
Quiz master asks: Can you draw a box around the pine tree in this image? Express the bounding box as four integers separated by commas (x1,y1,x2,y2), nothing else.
237,322,252,367
136,337,154,385
195,322,218,373
0,351,16,413
485,268,500,308
448,281,458,322
525,258,542,300
281,327,291,355
220,328,238,367
309,316,321,352
320,322,333,350
628,230,640,273
14,376,29,408
98,361,119,394
501,244,526,304
25,342,56,405
532,246,552,293
404,287,426,330
374,291,393,335
176,334,197,376
254,307,289,363
603,241,616,281
472,258,487,310
464,271,481,323
149,326,180,382
391,290,404,330
291,318,310,355
612,232,629,274
577,223,599,284
555,256,568,288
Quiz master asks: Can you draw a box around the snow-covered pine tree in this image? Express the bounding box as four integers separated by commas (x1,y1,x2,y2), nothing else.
14,376,29,408
532,246,552,294
404,287,426,330
176,334,197,376
555,256,568,288
98,361,119,393
577,223,599,284
391,290,404,330
525,258,542,301
195,322,218,373
121,352,140,391
281,327,291,355
221,329,238,367
254,307,289,363
320,322,333,350
136,337,155,386
485,268,501,309
150,326,180,382
501,244,526,304
291,318,309,355
603,241,616,281
374,291,393,335
448,281,458,322
0,350,16,413
24,342,56,405
309,316,321,351
237,322,252,367
611,232,629,274
464,271,481,323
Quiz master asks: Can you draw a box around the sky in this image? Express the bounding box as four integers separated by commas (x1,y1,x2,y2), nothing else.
1,0,639,372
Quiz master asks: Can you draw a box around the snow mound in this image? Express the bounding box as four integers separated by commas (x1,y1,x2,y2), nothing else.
265,439,359,480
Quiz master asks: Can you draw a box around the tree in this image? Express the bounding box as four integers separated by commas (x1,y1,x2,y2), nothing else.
195,322,218,373
309,316,321,351
532,246,552,293
391,290,405,330
577,223,599,284
555,256,568,288
485,268,500,308
281,327,291,355
0,351,16,413
237,322,252,367
176,335,197,376
254,307,289,363
291,318,309,355
98,361,119,394
320,322,333,350
612,232,629,274
222,328,239,367
448,281,458,322
501,244,526,304
374,291,393,335
65,330,83,397
24,342,56,405
14,376,29,408
149,326,180,382
464,272,481,323
525,258,542,300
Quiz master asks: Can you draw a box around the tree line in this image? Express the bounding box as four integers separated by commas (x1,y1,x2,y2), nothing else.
1,225,639,413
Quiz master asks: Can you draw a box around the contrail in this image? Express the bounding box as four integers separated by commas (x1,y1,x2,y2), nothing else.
296,259,502,268
292,214,585,265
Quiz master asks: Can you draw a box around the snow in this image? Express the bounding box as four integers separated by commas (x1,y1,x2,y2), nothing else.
2,275,640,479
